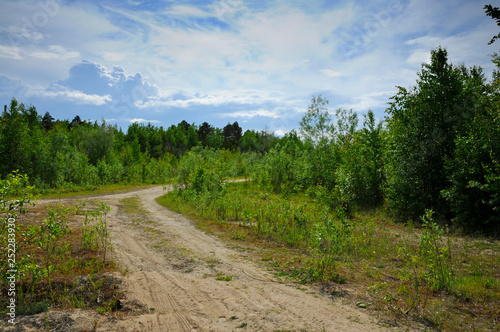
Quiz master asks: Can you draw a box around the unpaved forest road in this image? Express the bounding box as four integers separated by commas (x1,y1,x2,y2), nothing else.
9,186,401,332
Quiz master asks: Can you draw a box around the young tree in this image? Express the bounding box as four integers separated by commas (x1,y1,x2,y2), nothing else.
299,95,334,145
386,47,481,221
362,111,385,203
239,129,260,153
443,54,500,231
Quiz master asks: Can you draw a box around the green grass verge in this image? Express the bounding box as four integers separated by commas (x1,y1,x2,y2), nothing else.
35,183,157,199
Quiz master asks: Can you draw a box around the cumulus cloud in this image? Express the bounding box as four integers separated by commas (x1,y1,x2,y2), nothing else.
51,60,159,107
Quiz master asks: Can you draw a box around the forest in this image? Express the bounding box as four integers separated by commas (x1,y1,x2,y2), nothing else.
1,46,499,233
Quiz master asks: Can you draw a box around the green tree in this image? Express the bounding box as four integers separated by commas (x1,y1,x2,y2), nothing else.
198,122,213,147
0,99,32,176
78,122,115,166
186,124,200,150
442,54,500,231
42,112,55,131
207,127,224,150
359,110,385,206
386,47,481,221
223,121,242,150
299,95,334,145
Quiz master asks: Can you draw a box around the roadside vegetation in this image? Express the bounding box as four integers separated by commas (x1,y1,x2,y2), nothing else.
0,172,121,316
159,178,500,331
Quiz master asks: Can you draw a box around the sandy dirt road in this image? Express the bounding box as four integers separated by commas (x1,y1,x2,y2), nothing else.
6,186,402,332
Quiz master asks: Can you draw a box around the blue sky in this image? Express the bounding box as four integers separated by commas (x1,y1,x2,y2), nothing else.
0,0,498,135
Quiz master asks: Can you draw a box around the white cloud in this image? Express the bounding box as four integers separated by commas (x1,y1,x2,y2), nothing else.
274,129,287,136
30,45,80,60
339,90,395,113
128,118,160,124
211,0,245,20
0,45,23,60
321,69,343,77
31,88,112,105
218,109,281,119
136,89,281,109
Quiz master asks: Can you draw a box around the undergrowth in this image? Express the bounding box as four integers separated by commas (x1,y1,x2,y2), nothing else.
0,172,121,316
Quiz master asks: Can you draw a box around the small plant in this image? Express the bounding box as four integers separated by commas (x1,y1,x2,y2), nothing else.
311,210,354,260
96,307,107,315
216,273,232,281
82,202,112,263
419,209,454,292
36,206,73,284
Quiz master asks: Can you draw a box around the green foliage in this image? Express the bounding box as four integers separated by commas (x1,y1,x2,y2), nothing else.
419,210,454,292
311,209,354,259
174,147,229,200
82,202,112,263
442,63,500,231
334,111,385,208
216,273,232,281
2,45,500,235
0,99,274,192
386,47,482,221
252,147,299,194
0,99,35,176
0,173,117,314
299,95,334,145
35,206,73,283
222,121,242,150
485,4,500,45
257,98,385,212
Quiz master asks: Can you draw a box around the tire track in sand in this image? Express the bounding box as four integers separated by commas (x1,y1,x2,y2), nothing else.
54,186,406,331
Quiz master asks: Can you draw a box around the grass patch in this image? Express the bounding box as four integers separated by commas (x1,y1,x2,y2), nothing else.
35,183,156,200
120,196,151,215
216,273,233,281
